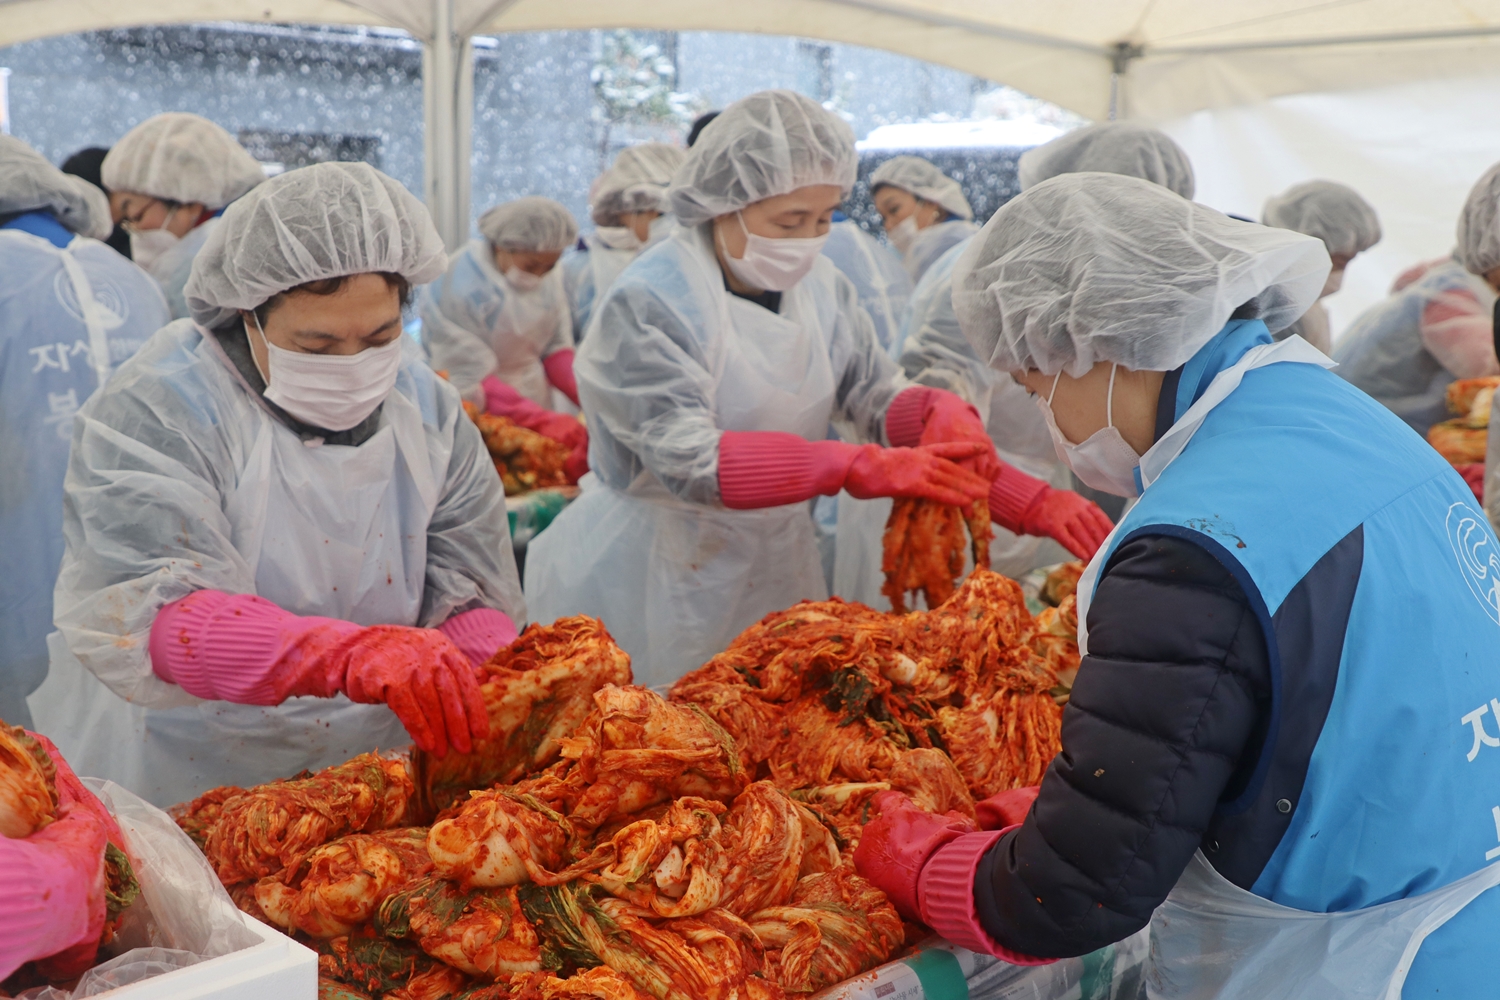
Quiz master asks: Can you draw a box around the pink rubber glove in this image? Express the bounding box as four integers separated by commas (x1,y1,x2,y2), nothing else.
975,786,1041,831
853,791,975,922
718,431,990,510
988,465,1113,560
543,349,581,408
0,735,115,982
482,374,587,451
439,607,519,668
919,829,1056,965
149,590,490,758
887,386,1002,481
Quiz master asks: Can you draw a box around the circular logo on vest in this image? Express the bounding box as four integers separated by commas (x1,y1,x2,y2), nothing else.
1446,501,1500,626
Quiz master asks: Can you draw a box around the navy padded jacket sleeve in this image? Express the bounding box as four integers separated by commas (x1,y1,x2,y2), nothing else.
972,533,1272,958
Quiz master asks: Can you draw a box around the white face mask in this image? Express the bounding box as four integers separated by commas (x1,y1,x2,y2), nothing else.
719,211,829,292
594,226,641,252
126,205,183,272
247,311,403,432
888,214,920,255
1035,364,1143,498
1321,268,1345,298
505,266,545,292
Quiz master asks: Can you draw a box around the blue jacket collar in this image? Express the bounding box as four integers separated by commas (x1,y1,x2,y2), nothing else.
1,210,74,249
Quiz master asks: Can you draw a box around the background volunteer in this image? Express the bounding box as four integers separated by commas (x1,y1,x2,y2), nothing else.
101,112,265,320
870,154,980,283
855,172,1500,999
0,135,168,728
32,161,524,806
524,90,1019,686
1261,180,1382,354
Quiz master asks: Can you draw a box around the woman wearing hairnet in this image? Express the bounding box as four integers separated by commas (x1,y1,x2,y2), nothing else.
869,155,980,283
1336,166,1500,437
853,173,1500,997
101,113,265,320
1261,180,1382,354
562,143,685,343
0,136,169,729
420,196,586,479
526,90,1104,687
30,162,525,806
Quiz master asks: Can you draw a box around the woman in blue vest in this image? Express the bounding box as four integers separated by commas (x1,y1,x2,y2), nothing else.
854,172,1500,997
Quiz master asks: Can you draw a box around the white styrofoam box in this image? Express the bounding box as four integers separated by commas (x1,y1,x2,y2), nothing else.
98,907,316,1000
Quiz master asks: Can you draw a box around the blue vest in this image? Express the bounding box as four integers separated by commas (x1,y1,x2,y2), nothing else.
2,210,73,248
1091,321,1500,991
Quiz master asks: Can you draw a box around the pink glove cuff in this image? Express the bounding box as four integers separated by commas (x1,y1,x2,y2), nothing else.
919,829,1055,966
543,349,580,407
988,465,1052,535
149,590,360,705
483,374,548,423
718,431,860,509
439,608,518,667
885,386,935,448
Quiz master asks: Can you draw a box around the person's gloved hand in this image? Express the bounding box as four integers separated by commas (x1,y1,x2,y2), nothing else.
1018,487,1114,560
846,443,992,507
916,391,1002,482
1458,462,1486,502
563,438,589,485
438,607,519,668
975,786,1041,831
852,791,977,921
482,375,588,451
339,626,490,758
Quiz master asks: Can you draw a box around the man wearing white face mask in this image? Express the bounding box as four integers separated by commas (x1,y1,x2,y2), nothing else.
31,162,526,806
420,195,588,481
869,155,980,284
523,90,1101,688
101,113,265,320
853,173,1500,999
1261,180,1381,355
562,142,685,343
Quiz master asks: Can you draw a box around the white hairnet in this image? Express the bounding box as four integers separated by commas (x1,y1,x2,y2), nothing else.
478,196,578,252
1017,123,1195,199
1262,180,1381,258
183,161,447,329
953,173,1329,377
1456,162,1500,277
591,143,685,224
0,135,111,239
869,155,973,221
101,113,265,209
669,90,857,227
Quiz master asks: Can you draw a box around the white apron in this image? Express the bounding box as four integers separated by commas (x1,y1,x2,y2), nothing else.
526,275,836,691
31,379,439,806
490,267,568,408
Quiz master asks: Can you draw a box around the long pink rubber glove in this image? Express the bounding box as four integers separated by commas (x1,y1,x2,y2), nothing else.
439,607,519,667
889,386,1112,560
542,349,581,407
149,591,497,757
482,374,588,483
0,735,116,982
717,431,991,510
854,791,1054,966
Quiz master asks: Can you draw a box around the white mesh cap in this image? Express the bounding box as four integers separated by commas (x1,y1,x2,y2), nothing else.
1457,162,1500,277
478,196,579,252
669,90,857,226
1018,122,1195,199
591,143,686,224
183,161,447,329
1262,180,1381,258
869,155,974,221
953,173,1329,377
0,135,111,239
101,113,265,209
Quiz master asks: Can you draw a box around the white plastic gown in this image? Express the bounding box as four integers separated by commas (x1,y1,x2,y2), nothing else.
418,239,573,407
524,223,904,688
903,217,980,284
1334,258,1498,434
31,320,524,804
0,230,168,727
145,216,219,321
562,219,676,343
820,220,911,353
833,239,1067,610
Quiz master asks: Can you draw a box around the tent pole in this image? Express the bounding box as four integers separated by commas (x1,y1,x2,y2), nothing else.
423,0,463,249
1108,41,1142,120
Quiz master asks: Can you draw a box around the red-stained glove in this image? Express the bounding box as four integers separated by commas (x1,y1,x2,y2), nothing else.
852,791,977,921
975,786,1041,831
149,591,491,758
482,374,589,484
1458,462,1486,503
438,607,519,668
986,462,1113,560
888,386,1002,482
846,443,993,506
543,349,581,408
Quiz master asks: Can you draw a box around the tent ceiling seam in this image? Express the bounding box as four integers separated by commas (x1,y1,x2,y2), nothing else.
810,0,1109,57
1151,23,1500,57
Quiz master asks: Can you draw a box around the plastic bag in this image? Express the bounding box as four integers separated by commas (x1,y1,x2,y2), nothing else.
17,780,262,998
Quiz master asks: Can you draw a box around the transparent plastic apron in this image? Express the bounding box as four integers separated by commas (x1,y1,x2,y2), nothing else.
490,269,564,406
33,384,437,806
1068,337,1500,996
